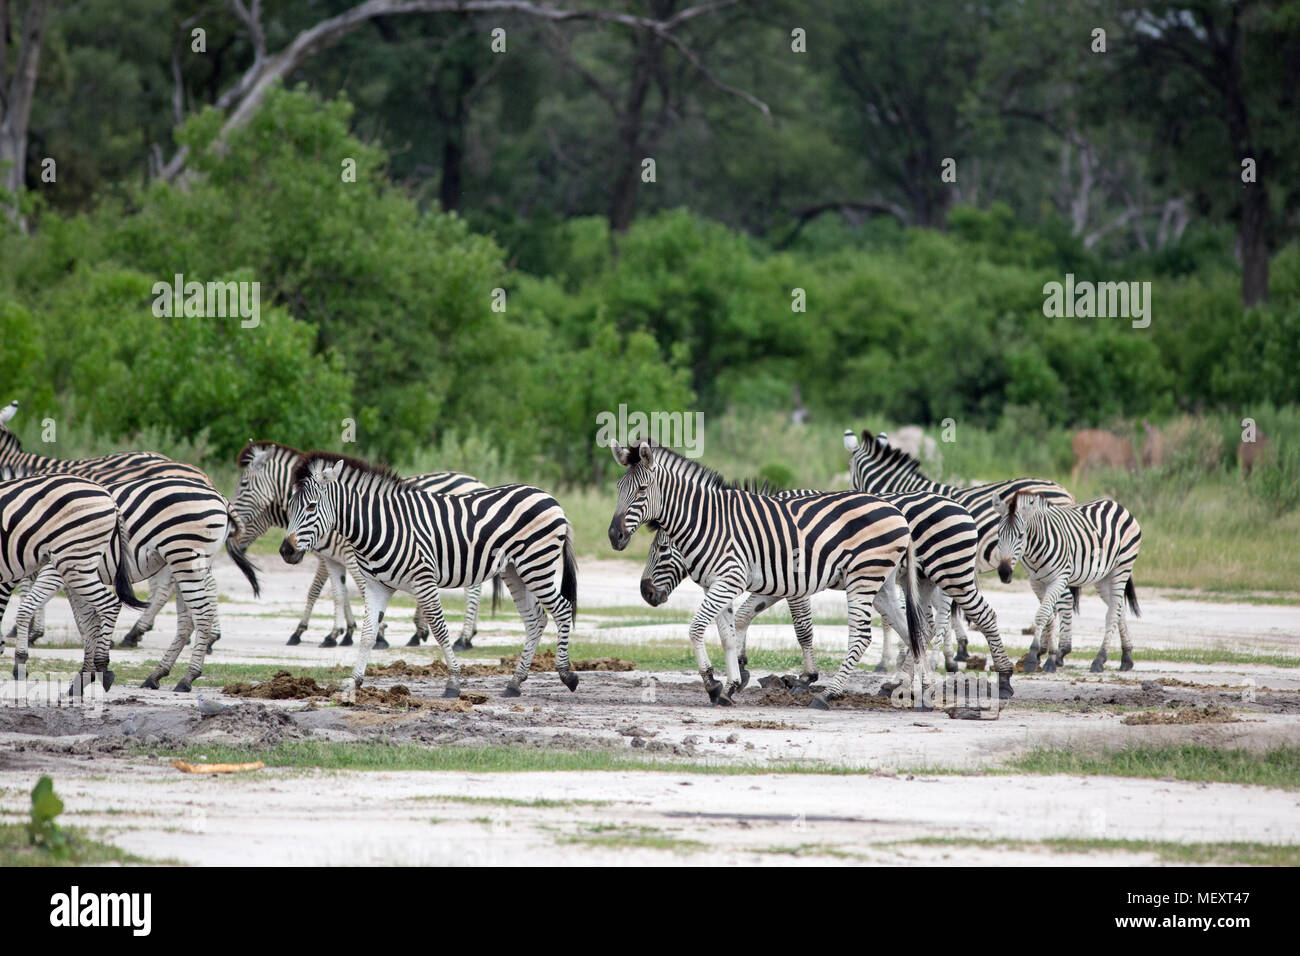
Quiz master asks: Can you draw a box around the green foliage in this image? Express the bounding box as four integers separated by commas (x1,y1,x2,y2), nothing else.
28,777,69,860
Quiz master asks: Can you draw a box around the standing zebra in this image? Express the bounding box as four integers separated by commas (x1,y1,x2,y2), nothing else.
233,441,496,650
996,493,1142,672
1,471,147,693
280,454,578,697
844,430,1075,671
608,440,927,708
641,486,1014,699
0,401,213,649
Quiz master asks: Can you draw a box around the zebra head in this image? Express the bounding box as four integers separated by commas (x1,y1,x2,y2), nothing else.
231,443,284,547
608,439,661,551
995,492,1044,582
281,458,344,564
640,529,688,606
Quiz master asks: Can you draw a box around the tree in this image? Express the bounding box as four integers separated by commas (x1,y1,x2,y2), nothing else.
0,0,52,224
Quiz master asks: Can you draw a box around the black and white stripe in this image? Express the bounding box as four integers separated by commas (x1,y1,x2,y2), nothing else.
232,441,494,650
997,493,1142,672
280,453,578,696
609,440,928,708
0,470,146,692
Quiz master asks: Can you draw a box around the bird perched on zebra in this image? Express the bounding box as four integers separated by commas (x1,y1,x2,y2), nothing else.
996,493,1142,673
280,454,578,698
0,469,147,694
233,441,498,650
844,430,1075,672
608,440,928,708
0,400,214,650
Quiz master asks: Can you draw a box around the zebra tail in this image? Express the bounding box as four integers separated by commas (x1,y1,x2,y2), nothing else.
1071,586,1081,613
1125,578,1141,618
112,520,148,609
225,504,262,597
561,533,578,618
491,574,503,615
900,538,928,660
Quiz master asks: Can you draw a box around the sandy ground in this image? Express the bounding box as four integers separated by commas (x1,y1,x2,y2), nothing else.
0,555,1297,866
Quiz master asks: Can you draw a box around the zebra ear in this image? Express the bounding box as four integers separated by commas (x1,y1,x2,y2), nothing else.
323,459,345,482
611,442,631,468
640,444,657,470
991,493,1010,517
842,430,860,452
875,432,889,447
0,401,17,425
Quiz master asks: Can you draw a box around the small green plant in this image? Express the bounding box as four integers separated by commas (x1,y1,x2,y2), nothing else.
28,776,69,860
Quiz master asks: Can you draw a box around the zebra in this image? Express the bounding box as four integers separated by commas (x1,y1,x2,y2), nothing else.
0,471,147,693
640,526,914,691
608,439,928,708
0,401,213,649
844,429,1075,672
280,454,578,698
233,441,497,649
640,487,1015,699
996,493,1142,673
10,472,260,691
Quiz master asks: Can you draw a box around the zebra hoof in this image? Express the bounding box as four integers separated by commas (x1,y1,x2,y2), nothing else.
102,670,115,691
343,625,355,643
954,641,970,662
704,679,723,705
286,634,303,647
1043,657,1057,674
714,691,734,707
405,634,423,648
373,636,390,650
878,681,901,698
944,660,959,673
319,635,338,648
558,669,579,692
442,685,461,699
339,635,353,647
142,675,160,690
809,694,831,710
1089,655,1106,673
738,668,751,691
998,671,1014,699
503,682,522,698
1119,652,1134,672
452,636,473,652
1022,655,1039,674
174,679,193,693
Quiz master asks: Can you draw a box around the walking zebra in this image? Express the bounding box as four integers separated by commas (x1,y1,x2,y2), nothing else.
0,471,147,693
11,473,260,691
233,442,496,650
640,526,914,691
0,401,213,648
640,486,1014,699
996,493,1142,672
844,430,1075,672
608,440,927,708
280,454,578,696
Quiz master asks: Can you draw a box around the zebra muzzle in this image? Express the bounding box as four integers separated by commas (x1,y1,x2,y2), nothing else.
279,536,306,565
997,559,1014,584
608,515,630,551
640,578,667,606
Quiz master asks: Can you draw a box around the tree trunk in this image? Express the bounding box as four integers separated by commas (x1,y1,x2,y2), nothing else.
1240,182,1270,306
0,0,52,223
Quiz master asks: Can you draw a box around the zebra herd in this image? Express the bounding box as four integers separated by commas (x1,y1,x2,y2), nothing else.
0,398,1144,709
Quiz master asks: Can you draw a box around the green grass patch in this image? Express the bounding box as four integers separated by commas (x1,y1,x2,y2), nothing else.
411,794,610,808
897,835,1300,865
0,823,148,867
149,740,868,775
1009,745,1300,789
557,825,705,855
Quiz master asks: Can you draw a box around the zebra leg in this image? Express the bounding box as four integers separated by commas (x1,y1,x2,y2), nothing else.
12,567,61,681
515,547,579,692
120,570,173,648
874,621,894,673
814,582,879,708
14,574,52,652
413,587,463,698
714,602,745,699
174,566,220,693
0,581,13,655
691,579,744,705
501,568,546,697
786,595,818,686
288,558,329,646
2,577,24,643
62,566,117,695
453,583,481,651
337,561,357,646
350,578,394,689
1092,577,1124,673
949,593,970,662
1116,575,1136,671
953,589,1013,699
317,559,344,648
936,590,958,673
143,592,194,689
407,605,430,648
734,593,779,689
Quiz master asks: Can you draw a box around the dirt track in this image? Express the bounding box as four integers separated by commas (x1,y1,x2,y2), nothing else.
1,557,1297,865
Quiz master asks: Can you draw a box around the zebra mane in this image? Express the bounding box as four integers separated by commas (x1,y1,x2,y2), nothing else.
631,442,734,491
864,433,927,475
238,439,305,467
290,451,403,490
